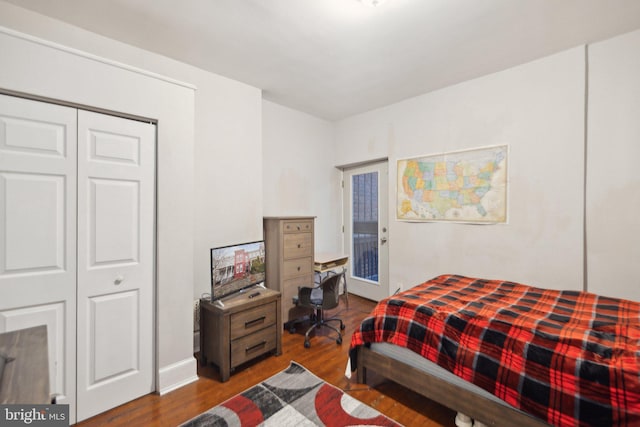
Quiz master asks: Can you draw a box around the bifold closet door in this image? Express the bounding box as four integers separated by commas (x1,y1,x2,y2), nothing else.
0,94,78,417
76,110,155,421
0,94,156,422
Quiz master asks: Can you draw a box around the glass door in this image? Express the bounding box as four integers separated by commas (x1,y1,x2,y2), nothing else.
343,161,389,301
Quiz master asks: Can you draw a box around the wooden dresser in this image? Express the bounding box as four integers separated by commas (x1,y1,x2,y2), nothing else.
263,216,315,327
199,288,281,382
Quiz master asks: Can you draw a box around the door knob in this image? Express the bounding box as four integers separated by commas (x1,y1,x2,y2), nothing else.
380,237,388,245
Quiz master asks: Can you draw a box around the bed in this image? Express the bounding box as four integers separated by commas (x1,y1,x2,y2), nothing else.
349,274,640,427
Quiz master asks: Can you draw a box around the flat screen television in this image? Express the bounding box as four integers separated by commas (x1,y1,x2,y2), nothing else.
210,240,266,301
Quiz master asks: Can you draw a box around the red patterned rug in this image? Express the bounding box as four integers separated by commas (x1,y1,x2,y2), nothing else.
181,361,401,426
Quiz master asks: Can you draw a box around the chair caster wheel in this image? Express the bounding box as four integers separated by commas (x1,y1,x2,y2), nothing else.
336,336,342,345
304,340,311,348
288,327,296,334
340,323,346,330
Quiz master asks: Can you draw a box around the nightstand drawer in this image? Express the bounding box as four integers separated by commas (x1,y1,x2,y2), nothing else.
231,325,277,367
230,301,276,340
283,257,313,278
283,220,313,233
283,232,312,259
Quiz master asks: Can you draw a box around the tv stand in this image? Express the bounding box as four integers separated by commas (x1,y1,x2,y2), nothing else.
199,288,281,382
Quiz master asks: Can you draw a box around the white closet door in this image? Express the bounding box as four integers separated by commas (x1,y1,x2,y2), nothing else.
0,94,77,419
76,110,155,421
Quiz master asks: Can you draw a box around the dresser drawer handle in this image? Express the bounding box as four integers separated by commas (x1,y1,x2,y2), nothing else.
246,341,267,354
245,316,266,328
297,244,301,248
297,266,301,271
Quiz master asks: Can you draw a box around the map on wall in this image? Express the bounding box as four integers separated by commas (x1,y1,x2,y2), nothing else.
397,145,508,223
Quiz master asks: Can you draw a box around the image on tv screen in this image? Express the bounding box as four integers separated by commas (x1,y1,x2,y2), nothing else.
210,240,266,300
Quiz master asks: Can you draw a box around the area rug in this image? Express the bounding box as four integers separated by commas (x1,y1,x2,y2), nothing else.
181,361,402,426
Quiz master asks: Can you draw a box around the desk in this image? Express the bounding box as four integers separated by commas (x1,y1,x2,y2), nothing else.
314,253,349,307
0,325,50,404
314,253,348,273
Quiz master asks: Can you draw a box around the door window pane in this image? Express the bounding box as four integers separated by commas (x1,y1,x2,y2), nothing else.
352,172,378,282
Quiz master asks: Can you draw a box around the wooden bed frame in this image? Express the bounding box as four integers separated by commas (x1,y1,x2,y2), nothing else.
356,345,550,427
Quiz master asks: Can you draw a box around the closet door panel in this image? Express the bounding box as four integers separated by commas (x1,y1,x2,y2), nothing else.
89,290,139,382
0,94,77,419
2,173,65,272
76,110,155,421
89,178,139,265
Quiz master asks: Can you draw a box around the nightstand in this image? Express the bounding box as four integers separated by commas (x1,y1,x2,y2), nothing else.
199,288,282,382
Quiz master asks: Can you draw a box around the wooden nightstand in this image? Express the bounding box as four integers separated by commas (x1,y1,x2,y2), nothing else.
199,288,281,382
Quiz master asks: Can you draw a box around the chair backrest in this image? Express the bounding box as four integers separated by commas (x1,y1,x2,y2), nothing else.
320,272,343,310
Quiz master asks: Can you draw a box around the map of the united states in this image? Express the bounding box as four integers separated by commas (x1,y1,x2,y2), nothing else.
397,145,507,222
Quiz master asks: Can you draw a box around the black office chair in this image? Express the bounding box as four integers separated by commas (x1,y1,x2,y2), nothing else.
291,271,346,348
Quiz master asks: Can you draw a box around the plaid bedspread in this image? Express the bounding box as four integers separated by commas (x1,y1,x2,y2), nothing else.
350,274,640,426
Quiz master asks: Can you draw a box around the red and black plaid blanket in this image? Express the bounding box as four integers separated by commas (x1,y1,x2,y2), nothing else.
350,274,640,426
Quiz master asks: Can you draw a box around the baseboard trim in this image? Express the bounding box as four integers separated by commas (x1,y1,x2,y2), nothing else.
158,357,198,395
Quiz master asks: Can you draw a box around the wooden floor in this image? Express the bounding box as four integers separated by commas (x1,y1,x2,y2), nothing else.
76,294,456,426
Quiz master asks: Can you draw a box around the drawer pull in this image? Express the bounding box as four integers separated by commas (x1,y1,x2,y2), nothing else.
246,341,267,354
245,316,266,328
297,266,301,271
297,244,301,248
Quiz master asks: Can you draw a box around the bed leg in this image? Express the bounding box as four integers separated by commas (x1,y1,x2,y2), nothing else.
356,348,366,384
357,365,367,384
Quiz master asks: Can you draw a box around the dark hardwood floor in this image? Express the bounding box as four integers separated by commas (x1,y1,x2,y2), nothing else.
76,294,456,426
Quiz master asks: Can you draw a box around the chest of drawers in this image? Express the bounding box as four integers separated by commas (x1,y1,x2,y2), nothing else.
264,216,315,327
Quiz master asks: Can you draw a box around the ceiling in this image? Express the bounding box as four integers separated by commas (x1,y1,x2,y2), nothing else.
7,0,640,120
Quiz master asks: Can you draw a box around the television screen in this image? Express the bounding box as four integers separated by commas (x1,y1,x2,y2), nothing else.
210,240,266,301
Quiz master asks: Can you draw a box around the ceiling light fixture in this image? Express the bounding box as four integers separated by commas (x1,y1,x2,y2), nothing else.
360,0,387,7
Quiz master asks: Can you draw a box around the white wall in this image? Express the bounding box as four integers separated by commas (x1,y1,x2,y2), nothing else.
262,100,341,253
587,29,640,301
0,1,262,393
335,48,586,292
193,76,262,300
